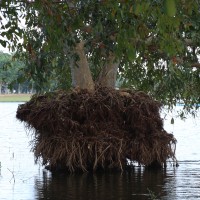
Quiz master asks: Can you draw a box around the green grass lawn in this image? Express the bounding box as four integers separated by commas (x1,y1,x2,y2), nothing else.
0,94,32,102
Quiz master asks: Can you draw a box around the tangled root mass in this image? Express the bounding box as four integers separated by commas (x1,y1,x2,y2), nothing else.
16,87,177,172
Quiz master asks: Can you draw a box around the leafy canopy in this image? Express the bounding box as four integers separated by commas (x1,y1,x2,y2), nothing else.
1,0,200,114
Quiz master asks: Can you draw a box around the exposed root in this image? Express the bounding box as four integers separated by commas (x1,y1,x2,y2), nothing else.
16,87,177,172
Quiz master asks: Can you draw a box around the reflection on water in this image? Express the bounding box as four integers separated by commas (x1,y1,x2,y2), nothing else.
33,163,200,200
0,103,200,200
35,168,168,200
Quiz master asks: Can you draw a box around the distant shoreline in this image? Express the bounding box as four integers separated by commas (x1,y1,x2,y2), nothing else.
0,94,32,102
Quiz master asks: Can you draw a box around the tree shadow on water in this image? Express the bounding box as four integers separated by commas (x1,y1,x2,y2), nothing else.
34,166,174,200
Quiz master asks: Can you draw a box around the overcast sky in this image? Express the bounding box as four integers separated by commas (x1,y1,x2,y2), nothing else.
0,11,25,54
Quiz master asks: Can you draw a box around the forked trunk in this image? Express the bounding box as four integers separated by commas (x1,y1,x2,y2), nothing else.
70,41,119,91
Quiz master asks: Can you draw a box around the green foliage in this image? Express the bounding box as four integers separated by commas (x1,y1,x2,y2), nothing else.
0,52,18,83
0,52,34,93
164,0,176,17
0,0,200,113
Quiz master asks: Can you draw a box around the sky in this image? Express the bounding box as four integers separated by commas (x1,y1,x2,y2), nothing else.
0,45,10,53
0,12,10,54
0,11,25,54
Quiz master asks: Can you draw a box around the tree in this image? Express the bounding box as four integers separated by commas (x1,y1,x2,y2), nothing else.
4,0,194,171
0,52,35,93
0,52,11,93
0,52,20,93
1,0,200,114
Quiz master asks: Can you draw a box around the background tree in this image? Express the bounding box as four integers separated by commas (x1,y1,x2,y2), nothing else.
1,0,200,115
0,52,11,93
0,51,34,93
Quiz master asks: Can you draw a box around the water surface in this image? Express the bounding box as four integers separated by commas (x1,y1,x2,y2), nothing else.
0,103,200,200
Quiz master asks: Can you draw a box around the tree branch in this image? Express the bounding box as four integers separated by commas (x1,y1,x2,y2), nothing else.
191,62,200,68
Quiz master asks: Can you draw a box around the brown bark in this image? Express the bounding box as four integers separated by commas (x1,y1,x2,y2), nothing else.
191,62,200,68
70,41,119,90
97,52,119,88
70,41,95,91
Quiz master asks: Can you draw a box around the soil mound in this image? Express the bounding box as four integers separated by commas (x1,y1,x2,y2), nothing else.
16,87,177,172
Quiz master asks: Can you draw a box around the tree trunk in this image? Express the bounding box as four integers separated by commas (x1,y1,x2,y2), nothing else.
70,41,95,91
30,82,34,94
97,52,119,88
18,83,21,94
69,42,119,91
4,83,9,94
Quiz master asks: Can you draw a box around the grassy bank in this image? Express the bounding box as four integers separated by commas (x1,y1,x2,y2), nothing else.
0,94,32,102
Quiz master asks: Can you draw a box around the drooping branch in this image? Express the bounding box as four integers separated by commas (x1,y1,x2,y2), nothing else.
191,62,200,68
140,37,200,69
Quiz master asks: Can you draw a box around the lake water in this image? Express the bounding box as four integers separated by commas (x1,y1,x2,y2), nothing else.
0,103,200,200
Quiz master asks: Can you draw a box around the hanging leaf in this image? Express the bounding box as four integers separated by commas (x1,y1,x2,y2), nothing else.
171,117,174,124
134,4,142,16
165,0,176,17
0,40,7,48
127,45,136,61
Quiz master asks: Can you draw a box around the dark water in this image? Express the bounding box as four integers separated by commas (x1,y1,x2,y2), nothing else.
0,103,200,200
